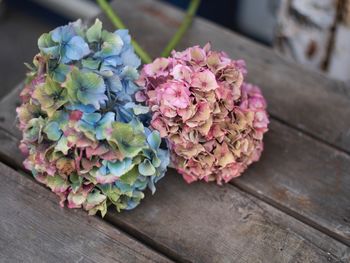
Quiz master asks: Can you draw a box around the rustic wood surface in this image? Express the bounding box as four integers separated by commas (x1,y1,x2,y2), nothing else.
0,162,172,263
0,0,348,247
2,85,350,246
0,0,349,262
0,88,349,262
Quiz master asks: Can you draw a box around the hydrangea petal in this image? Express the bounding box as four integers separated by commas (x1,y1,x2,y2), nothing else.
138,159,156,176
86,19,102,43
65,36,90,61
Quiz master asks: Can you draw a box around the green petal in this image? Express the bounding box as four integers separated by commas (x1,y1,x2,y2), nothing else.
119,166,139,185
44,122,62,141
86,19,102,43
109,122,146,158
82,58,101,70
38,33,59,57
69,173,83,192
65,68,80,101
138,159,156,176
51,63,71,82
81,71,105,92
55,136,69,154
84,191,107,217
152,155,161,168
46,174,69,193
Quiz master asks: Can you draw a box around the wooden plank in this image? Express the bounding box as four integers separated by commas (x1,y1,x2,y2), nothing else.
0,0,347,245
109,171,350,263
0,84,22,139
235,120,350,244
0,104,349,262
2,109,350,248
0,1,349,261
0,133,349,263
0,162,172,263
99,0,350,153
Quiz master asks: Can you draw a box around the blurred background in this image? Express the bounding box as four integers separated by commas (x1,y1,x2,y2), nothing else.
0,0,349,98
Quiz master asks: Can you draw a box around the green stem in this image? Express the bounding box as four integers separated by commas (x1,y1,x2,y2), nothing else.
161,0,201,57
96,0,152,64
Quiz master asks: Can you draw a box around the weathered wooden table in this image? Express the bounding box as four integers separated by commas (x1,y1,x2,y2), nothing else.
0,1,349,262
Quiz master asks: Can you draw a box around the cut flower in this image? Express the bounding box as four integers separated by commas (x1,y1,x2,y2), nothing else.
17,19,170,216
137,44,269,184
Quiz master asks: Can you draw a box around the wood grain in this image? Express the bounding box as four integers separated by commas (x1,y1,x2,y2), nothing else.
0,0,347,246
0,1,349,261
0,99,349,261
235,120,350,245
99,0,350,153
1,139,349,262
108,170,350,263
0,162,172,263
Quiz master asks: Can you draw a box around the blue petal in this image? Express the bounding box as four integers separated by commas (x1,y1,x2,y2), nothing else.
115,29,131,46
120,66,139,80
125,199,140,210
66,36,90,61
157,148,170,172
98,165,108,176
147,176,157,194
96,112,115,140
65,103,96,113
108,158,133,177
147,130,161,149
44,122,62,141
41,46,60,58
52,24,75,43
82,112,101,124
114,180,133,193
77,91,108,109
133,177,148,190
121,48,141,68
106,75,123,92
52,64,71,82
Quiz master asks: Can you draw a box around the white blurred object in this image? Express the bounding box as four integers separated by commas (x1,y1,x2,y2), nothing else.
328,2,350,81
292,0,336,28
275,0,337,69
31,0,100,19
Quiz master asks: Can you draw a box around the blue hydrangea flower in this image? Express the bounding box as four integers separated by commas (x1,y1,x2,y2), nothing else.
38,20,90,64
17,19,170,216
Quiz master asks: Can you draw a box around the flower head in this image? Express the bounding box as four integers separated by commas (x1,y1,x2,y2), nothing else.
17,19,170,216
137,44,269,184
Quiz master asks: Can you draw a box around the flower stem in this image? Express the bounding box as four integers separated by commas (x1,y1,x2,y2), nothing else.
161,0,201,57
96,0,152,64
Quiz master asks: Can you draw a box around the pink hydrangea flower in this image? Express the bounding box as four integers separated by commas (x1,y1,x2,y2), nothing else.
137,44,269,185
159,81,191,109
